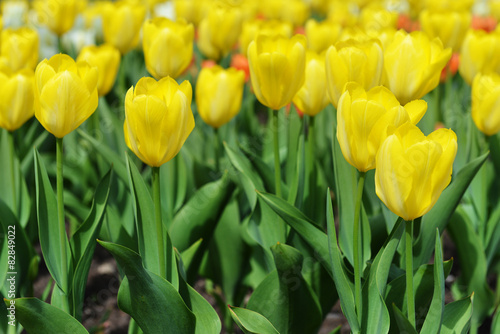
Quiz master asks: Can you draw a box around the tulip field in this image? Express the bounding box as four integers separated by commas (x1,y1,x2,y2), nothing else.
3,0,500,333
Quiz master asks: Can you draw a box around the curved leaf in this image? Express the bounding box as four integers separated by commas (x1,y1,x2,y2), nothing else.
228,306,280,334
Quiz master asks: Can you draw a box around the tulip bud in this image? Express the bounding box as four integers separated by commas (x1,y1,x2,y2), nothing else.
471,73,500,136
375,122,457,221
124,77,195,167
304,19,342,53
248,34,306,111
34,54,98,138
293,51,329,117
420,10,471,53
337,82,427,172
325,39,384,108
0,27,39,71
196,65,245,128
239,19,293,56
102,0,146,54
383,30,451,105
197,4,243,60
77,44,121,97
143,17,194,79
0,68,34,132
459,29,500,85
33,0,79,36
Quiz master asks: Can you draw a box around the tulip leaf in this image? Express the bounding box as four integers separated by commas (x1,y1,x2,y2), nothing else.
78,129,128,184
326,188,360,333
420,229,445,334
34,148,72,294
385,259,453,333
0,198,36,297
126,153,178,287
206,197,246,304
161,153,188,223
246,243,323,334
228,306,280,334
440,295,473,334
413,151,489,267
69,168,112,320
174,251,222,334
448,207,494,328
391,304,417,334
169,171,233,252
4,298,88,334
256,191,332,276
98,240,196,334
224,142,266,209
361,218,404,334
331,129,371,269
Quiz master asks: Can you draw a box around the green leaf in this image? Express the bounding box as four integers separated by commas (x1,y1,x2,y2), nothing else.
331,130,371,269
414,151,489,267
224,143,266,209
34,148,71,293
246,243,322,334
326,189,360,333
169,172,233,252
70,168,112,320
361,218,404,334
448,207,494,327
98,240,196,334
78,129,128,184
385,260,453,333
228,306,280,334
207,197,246,304
420,229,445,334
4,298,88,334
256,191,332,276
175,250,222,334
441,295,473,334
0,199,35,296
391,304,417,334
126,154,178,287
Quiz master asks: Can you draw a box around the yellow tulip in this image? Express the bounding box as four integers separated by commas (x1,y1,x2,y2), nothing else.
337,82,427,172
0,68,34,132
279,0,310,27
424,0,474,12
419,10,471,53
459,29,500,86
325,39,384,108
248,34,306,111
305,19,342,53
293,51,330,117
327,1,358,27
102,0,146,54
143,17,194,79
239,19,293,56
33,0,79,36
197,4,243,60
34,54,98,138
360,5,398,31
383,30,451,105
196,65,245,128
173,0,209,26
124,77,195,167
471,73,500,136
77,44,121,97
375,122,457,221
0,27,39,71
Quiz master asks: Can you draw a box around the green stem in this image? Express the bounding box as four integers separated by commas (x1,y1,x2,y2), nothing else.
7,131,17,216
353,171,366,320
56,137,70,313
406,219,415,328
152,167,166,278
273,109,282,198
307,116,315,170
214,128,220,171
